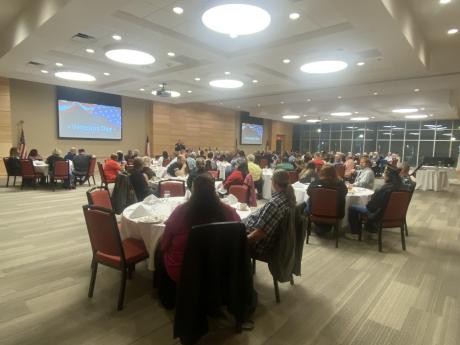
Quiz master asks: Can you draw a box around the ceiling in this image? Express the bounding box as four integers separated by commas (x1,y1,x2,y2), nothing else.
0,0,459,125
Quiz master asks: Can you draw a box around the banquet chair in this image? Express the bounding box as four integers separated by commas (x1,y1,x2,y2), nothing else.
362,190,411,252
86,186,113,210
335,165,345,179
98,162,115,190
229,185,249,204
159,180,186,197
85,157,97,186
208,170,219,180
288,171,299,184
259,158,269,169
306,187,342,248
3,157,22,187
51,160,70,191
162,159,170,167
82,205,149,311
20,159,43,190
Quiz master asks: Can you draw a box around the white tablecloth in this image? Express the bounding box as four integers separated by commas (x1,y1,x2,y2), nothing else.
415,169,449,191
151,165,167,178
120,197,253,270
292,182,374,227
33,161,49,176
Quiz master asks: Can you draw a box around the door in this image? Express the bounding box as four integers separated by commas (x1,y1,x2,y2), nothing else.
276,135,285,153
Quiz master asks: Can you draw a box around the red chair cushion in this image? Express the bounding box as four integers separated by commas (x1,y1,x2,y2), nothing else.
96,238,148,267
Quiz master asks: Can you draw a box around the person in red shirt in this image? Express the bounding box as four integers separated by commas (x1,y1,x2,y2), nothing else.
161,174,240,284
104,153,121,181
223,161,249,190
311,152,325,171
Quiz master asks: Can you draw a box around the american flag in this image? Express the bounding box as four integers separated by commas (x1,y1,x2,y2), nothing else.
145,136,151,157
18,128,27,159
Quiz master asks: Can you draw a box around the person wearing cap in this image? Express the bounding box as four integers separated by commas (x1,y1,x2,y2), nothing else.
348,165,405,235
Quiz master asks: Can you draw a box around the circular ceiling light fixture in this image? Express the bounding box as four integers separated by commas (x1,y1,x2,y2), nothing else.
85,48,95,54
283,59,291,64
282,115,300,119
330,112,352,116
300,60,348,74
209,79,244,88
440,0,451,4
356,61,365,66
307,119,321,123
55,71,96,82
173,7,184,15
202,4,271,38
105,49,155,65
55,62,63,67
112,34,122,41
447,28,459,35
351,117,370,121
103,72,110,76
167,51,175,57
151,90,181,98
252,79,258,83
41,70,49,74
392,108,418,113
405,114,428,119
289,13,300,20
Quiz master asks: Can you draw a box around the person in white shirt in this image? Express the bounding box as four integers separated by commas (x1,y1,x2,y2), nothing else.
352,157,375,189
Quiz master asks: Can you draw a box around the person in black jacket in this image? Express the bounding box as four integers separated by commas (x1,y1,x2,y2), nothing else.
306,165,347,234
129,157,153,201
7,147,21,175
186,157,207,190
348,165,405,234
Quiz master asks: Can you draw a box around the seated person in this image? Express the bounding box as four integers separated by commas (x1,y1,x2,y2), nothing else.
73,148,92,184
46,148,64,174
7,147,21,175
244,170,296,257
116,150,125,164
104,153,121,181
351,157,375,189
142,156,156,180
187,157,207,190
348,165,405,234
247,154,262,197
311,152,325,170
129,157,153,201
186,152,197,172
332,154,343,166
306,165,347,234
159,174,240,306
205,152,217,171
64,147,76,161
275,157,295,171
223,161,249,190
167,155,187,177
28,149,42,161
344,155,356,180
158,151,169,166
400,162,416,192
124,149,134,162
299,162,319,183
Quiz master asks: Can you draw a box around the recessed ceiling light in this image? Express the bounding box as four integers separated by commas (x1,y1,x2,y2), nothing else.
289,13,300,20
283,59,291,64
112,34,122,41
330,112,351,116
371,116,376,119
356,61,365,66
237,106,241,109
194,77,201,81
202,4,270,38
300,60,348,74
405,114,428,119
257,104,261,107
392,108,418,113
167,52,175,57
55,71,96,82
41,70,48,74
103,72,110,76
55,62,63,67
439,0,451,4
337,96,343,99
307,119,321,123
303,115,307,117
187,90,192,93
354,111,359,114
224,71,231,75
209,79,244,88
420,107,425,110
351,117,370,121
280,101,285,104
139,88,145,91
252,79,258,83
373,92,379,96
173,7,184,15
105,49,155,65
152,90,181,98
283,115,300,119
85,48,95,53
306,98,311,102
429,114,434,117
447,28,459,35
414,88,420,92
451,137,456,141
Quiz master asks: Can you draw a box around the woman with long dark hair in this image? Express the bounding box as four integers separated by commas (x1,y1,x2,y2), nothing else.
161,173,240,284
223,160,249,189
245,170,296,257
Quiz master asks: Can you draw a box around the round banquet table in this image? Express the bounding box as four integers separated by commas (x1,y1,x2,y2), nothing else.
415,169,449,191
120,197,253,271
291,182,374,228
150,165,167,178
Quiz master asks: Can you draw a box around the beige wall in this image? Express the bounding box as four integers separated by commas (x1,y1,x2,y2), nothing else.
151,102,238,155
271,120,293,153
0,77,12,175
9,79,151,160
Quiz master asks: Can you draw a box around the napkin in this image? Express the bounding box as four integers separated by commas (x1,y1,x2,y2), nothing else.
130,204,153,219
292,181,308,188
227,194,238,205
143,194,159,205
